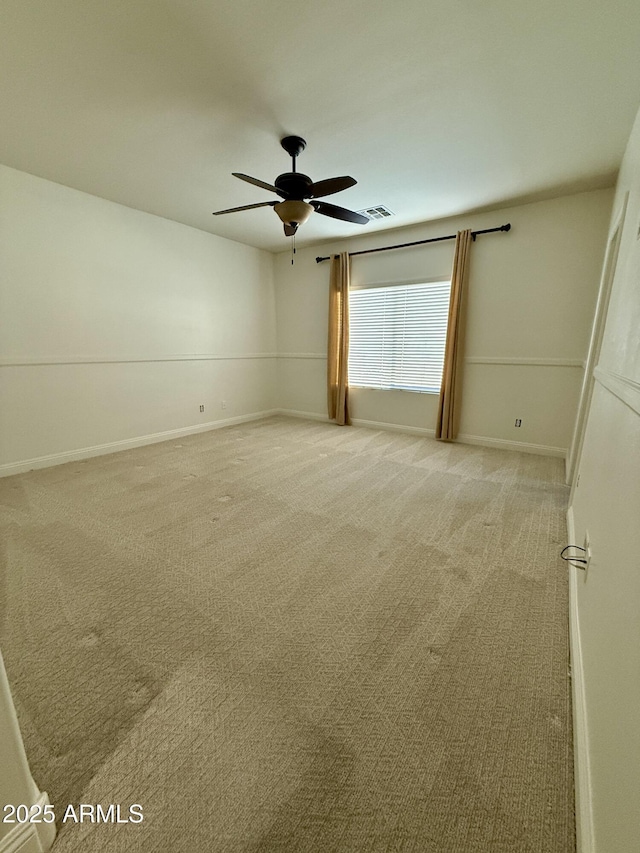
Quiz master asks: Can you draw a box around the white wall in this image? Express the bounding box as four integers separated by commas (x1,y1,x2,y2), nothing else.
0,165,277,474
569,106,640,852
275,189,612,454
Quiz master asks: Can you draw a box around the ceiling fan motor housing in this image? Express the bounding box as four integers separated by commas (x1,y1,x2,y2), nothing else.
275,172,313,199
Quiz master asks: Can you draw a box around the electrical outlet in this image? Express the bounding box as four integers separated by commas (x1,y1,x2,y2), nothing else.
199,405,205,413
221,400,227,410
515,418,522,427
583,531,592,576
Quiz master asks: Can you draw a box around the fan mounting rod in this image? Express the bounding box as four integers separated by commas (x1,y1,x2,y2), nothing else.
281,135,306,172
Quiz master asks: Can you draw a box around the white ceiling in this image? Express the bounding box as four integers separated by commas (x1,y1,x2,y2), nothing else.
2,0,640,252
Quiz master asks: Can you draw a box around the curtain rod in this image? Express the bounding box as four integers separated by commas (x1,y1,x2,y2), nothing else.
315,223,511,263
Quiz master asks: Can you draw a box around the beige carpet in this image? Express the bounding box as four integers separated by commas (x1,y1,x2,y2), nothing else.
0,417,574,852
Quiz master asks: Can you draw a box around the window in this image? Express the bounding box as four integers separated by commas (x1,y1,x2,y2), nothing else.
348,280,451,394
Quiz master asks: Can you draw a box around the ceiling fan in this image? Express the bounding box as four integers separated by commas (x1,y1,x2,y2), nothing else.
212,135,369,236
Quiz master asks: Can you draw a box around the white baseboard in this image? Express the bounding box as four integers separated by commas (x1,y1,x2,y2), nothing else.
277,409,435,436
277,410,433,436
275,408,330,423
0,410,279,477
567,506,594,853
275,411,567,456
0,793,56,853
457,432,566,458
351,417,435,437
349,424,564,456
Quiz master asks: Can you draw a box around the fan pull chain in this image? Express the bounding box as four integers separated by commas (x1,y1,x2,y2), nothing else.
291,232,296,265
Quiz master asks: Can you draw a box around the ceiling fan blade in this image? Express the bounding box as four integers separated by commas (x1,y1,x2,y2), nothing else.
232,173,282,195
312,200,369,225
283,223,299,237
212,201,276,215
307,176,357,198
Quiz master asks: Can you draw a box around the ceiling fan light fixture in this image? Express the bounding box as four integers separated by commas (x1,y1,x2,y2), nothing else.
274,200,314,227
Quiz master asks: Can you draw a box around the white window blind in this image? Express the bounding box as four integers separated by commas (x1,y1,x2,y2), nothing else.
348,280,451,393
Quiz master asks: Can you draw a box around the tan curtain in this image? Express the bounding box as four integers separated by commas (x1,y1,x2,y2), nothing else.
436,229,473,441
327,252,351,426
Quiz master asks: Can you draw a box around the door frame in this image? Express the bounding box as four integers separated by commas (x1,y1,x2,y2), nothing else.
567,193,628,492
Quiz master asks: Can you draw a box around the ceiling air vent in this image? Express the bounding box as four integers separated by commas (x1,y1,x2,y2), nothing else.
358,205,394,220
